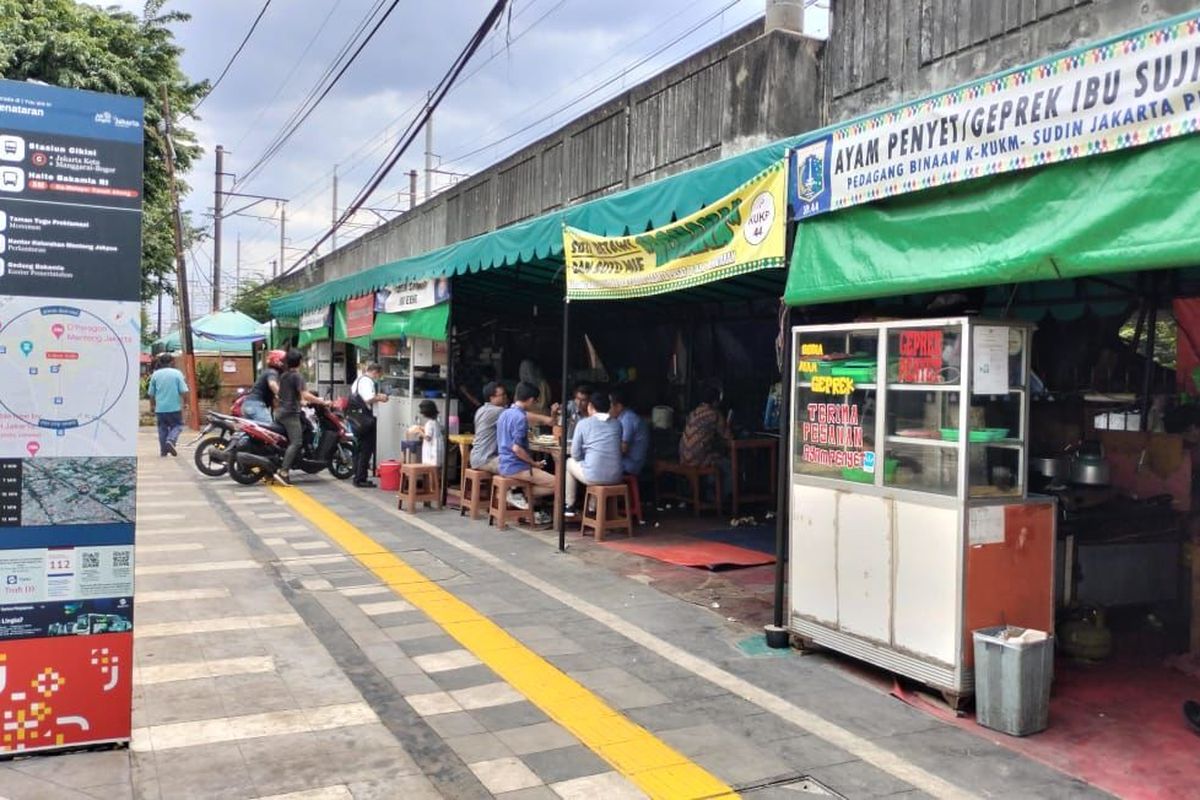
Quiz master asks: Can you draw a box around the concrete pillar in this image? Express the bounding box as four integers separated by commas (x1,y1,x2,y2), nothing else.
722,29,824,155
765,0,804,34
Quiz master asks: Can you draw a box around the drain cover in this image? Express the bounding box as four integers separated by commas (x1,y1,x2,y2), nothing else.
747,776,845,797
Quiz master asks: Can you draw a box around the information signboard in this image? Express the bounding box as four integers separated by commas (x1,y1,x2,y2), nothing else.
0,79,140,756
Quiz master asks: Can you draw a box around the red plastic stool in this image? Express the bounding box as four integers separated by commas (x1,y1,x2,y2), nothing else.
623,474,644,525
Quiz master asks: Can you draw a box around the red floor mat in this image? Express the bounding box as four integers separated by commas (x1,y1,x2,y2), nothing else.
598,536,776,569
893,660,1200,800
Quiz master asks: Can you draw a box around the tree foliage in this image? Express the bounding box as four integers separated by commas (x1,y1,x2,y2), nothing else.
230,279,286,323
0,0,206,302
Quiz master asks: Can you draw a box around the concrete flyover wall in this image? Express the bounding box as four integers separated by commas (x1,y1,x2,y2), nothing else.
827,0,1199,124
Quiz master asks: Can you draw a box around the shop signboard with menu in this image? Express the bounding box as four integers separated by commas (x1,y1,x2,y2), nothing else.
788,318,1054,703
0,79,140,754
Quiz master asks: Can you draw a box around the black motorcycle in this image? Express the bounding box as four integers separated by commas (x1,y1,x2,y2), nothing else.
188,405,246,477
228,405,355,485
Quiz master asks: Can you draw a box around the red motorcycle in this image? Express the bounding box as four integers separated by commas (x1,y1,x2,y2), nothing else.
227,404,355,485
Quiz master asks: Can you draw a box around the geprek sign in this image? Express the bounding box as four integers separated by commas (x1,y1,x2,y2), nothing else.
790,12,1200,219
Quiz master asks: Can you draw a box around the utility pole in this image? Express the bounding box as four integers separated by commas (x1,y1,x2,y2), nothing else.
278,203,286,279
213,144,224,311
424,92,433,201
408,169,418,210
331,165,338,251
161,86,201,431
236,233,241,290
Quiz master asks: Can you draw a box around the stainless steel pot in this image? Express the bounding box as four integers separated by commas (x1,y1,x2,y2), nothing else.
1030,456,1070,482
1070,455,1111,486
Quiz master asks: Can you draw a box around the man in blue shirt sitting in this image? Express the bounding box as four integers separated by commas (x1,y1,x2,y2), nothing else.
497,381,558,525
563,390,624,519
609,389,649,478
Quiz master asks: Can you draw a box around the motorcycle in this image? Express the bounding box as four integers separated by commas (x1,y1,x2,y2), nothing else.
185,392,247,477
228,404,355,485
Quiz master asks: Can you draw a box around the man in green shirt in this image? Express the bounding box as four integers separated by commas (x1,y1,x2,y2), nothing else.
147,354,189,457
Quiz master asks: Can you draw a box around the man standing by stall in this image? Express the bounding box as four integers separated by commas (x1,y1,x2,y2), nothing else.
348,362,389,488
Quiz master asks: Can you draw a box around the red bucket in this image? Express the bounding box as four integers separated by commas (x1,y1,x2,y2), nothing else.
377,460,402,491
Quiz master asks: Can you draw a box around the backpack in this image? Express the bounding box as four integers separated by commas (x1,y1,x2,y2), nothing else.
344,377,372,421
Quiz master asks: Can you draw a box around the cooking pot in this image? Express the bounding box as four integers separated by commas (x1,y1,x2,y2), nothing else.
1070,453,1111,486
1030,455,1070,482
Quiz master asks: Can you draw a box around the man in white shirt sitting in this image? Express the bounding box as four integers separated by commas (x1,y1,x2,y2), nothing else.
349,362,389,487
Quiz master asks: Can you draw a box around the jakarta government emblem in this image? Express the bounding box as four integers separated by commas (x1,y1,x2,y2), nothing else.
797,153,825,203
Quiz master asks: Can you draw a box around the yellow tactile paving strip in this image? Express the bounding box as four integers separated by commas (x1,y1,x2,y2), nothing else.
272,485,738,800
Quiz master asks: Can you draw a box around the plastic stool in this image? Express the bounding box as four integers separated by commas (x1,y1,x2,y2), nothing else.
460,468,493,520
488,475,533,530
398,463,441,512
581,483,632,542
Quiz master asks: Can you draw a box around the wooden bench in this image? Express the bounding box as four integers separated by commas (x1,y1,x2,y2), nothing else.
653,460,721,517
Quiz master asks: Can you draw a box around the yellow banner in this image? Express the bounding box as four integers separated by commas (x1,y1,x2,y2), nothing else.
564,161,787,300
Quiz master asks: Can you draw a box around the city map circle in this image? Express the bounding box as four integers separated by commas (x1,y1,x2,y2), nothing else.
0,304,130,430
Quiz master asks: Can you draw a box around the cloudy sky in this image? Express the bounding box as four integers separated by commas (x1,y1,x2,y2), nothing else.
107,0,764,323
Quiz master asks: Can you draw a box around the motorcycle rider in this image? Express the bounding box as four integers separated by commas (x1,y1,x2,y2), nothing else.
275,348,326,487
243,349,285,424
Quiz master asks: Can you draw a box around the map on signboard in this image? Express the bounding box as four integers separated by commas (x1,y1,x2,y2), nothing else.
0,296,138,458
20,457,135,526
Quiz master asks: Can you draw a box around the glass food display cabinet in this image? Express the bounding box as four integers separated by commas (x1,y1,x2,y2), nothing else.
787,317,1054,703
375,337,457,463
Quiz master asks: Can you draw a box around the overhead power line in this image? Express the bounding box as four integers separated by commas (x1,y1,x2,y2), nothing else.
283,0,514,275
443,0,748,168
195,0,273,111
232,0,569,257
235,0,405,189
241,0,556,217
238,0,390,181
230,0,348,152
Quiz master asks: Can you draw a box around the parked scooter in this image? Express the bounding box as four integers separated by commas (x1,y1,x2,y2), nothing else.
188,391,247,477
228,404,355,485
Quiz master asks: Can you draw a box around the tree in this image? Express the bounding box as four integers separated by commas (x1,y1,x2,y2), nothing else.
230,279,286,323
0,0,206,302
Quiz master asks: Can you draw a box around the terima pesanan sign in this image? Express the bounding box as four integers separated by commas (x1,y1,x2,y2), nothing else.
790,13,1200,219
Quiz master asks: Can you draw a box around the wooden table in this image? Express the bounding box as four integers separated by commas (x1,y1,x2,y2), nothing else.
730,437,778,516
529,438,565,531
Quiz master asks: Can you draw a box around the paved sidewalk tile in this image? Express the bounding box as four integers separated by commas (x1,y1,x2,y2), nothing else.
25,430,1108,800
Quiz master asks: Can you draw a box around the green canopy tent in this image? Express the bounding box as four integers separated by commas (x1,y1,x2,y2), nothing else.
784,135,1200,308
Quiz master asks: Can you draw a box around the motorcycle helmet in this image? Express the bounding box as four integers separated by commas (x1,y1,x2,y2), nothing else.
267,349,286,369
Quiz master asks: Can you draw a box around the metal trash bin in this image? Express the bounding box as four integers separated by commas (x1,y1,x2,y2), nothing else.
972,625,1054,736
